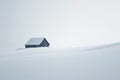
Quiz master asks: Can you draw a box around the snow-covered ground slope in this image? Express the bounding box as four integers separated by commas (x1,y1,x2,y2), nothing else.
0,43,120,80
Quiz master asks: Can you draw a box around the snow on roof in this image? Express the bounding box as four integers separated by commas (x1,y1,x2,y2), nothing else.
25,38,45,45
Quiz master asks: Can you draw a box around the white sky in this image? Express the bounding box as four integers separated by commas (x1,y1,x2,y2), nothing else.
0,0,120,51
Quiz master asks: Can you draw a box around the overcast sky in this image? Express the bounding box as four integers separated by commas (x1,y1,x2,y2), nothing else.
0,0,120,51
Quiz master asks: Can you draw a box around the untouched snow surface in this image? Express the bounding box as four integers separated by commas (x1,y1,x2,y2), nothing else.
0,43,120,80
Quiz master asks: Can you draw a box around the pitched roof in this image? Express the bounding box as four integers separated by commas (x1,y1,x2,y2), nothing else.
25,38,45,45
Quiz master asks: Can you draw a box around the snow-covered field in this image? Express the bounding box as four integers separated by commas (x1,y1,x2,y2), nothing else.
0,43,120,80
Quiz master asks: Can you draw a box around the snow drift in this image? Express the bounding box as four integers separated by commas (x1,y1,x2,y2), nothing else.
0,43,120,80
